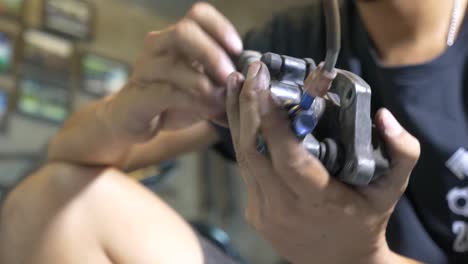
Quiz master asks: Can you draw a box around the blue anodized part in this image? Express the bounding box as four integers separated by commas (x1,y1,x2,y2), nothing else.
293,110,318,137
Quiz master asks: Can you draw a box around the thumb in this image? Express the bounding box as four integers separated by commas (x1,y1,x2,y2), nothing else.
366,108,421,208
377,108,420,174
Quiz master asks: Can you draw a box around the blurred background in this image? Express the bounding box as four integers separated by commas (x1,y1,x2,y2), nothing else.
0,0,311,262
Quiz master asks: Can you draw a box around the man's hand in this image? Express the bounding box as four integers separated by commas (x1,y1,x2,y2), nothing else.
225,62,421,264
48,3,240,168
107,2,242,142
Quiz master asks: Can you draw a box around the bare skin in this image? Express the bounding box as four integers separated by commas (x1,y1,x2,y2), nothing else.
305,0,468,95
0,163,205,264
1,1,466,263
0,67,422,264
47,2,242,169
47,1,468,170
226,62,421,264
355,0,468,66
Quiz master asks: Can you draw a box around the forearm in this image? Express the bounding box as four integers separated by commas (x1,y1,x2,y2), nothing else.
48,95,222,170
47,97,136,167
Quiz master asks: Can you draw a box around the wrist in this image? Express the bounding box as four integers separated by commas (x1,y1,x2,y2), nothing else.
98,95,138,145
101,91,161,145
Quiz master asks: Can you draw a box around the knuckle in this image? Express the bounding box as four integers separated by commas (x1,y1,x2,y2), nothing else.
239,87,256,102
402,134,421,165
202,47,224,66
194,76,212,95
280,152,310,172
143,31,160,49
410,138,422,161
188,2,213,18
174,19,196,40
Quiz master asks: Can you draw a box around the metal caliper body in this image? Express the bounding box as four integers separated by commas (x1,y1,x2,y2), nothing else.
237,51,389,186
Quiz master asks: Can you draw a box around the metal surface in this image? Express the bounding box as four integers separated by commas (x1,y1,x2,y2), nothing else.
326,70,376,184
234,0,388,185
237,51,389,185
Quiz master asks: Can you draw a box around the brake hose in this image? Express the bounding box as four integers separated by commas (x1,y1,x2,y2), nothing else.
300,0,341,109
323,0,341,73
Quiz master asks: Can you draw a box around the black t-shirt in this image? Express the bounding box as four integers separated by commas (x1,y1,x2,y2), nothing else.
213,1,468,263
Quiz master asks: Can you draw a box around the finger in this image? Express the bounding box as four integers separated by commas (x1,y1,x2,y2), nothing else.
238,62,285,194
258,84,330,194
145,19,234,84
159,109,202,130
168,63,225,115
226,72,243,152
186,2,243,55
225,71,265,217
239,62,267,157
134,55,225,119
237,63,299,220
141,56,221,105
122,80,213,124
166,88,222,121
361,108,421,209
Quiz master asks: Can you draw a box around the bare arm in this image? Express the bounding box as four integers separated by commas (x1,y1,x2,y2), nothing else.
48,96,222,170
48,3,241,170
0,163,206,264
47,96,131,168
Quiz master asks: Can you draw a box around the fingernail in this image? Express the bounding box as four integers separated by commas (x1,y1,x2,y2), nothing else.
381,109,403,137
226,33,243,54
247,62,261,79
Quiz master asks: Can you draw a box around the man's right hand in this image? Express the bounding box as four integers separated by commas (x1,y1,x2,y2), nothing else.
106,2,242,142
226,64,422,264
